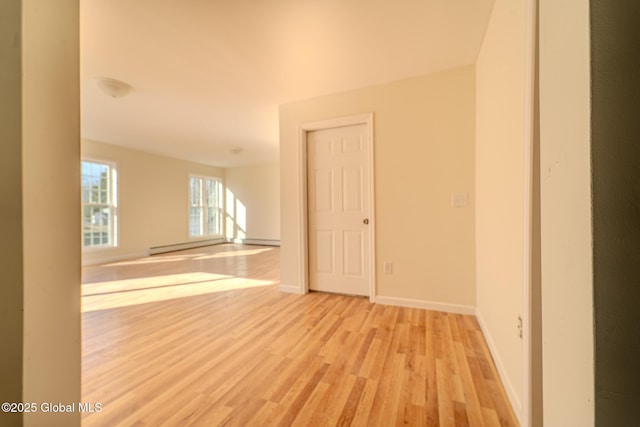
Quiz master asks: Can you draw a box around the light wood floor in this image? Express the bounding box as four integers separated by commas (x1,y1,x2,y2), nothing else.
82,244,518,426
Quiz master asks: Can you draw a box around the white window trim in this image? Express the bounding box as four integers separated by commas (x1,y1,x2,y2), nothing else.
188,174,224,239
81,158,118,251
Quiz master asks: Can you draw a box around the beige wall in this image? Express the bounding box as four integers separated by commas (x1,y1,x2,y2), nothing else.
539,0,594,425
82,139,225,264
225,162,281,242
475,0,526,418
21,0,82,425
0,1,24,425
2,3,594,425
280,66,476,306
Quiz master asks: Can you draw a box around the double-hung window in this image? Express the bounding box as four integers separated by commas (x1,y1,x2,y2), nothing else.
189,175,223,237
81,160,118,248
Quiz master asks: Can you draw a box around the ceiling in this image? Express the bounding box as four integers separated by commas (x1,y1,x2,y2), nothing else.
81,0,495,168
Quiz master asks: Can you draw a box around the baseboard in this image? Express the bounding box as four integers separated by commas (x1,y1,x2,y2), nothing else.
148,238,226,255
278,284,306,295
229,238,281,247
81,251,147,266
375,296,476,315
475,309,523,424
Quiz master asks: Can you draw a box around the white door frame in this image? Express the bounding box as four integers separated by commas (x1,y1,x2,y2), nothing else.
521,0,537,425
297,113,376,302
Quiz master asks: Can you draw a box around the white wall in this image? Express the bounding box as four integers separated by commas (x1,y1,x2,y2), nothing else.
82,139,224,264
22,0,82,425
280,66,476,308
225,162,281,243
475,0,526,419
539,0,594,425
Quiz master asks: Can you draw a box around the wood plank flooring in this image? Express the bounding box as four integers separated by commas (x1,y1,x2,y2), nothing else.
82,244,518,426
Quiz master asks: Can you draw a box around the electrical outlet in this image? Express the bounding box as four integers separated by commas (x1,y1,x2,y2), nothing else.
383,261,393,274
451,192,468,207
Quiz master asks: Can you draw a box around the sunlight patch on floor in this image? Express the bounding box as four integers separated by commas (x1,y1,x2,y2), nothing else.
81,272,275,312
82,272,231,296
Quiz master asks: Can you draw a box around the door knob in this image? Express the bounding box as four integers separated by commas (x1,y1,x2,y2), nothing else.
363,218,369,225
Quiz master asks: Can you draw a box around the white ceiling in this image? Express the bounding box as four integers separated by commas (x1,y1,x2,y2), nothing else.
81,0,495,168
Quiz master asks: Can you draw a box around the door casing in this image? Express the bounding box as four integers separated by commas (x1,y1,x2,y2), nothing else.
297,113,375,302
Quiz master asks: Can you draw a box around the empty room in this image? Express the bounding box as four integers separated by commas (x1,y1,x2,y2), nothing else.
4,0,614,426
78,1,520,423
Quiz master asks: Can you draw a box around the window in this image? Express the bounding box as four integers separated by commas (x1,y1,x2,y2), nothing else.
81,160,117,248
189,175,223,237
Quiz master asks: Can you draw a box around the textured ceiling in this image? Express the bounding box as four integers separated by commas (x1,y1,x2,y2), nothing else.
81,0,495,167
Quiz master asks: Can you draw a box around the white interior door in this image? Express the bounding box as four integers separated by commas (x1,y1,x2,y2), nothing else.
307,123,371,296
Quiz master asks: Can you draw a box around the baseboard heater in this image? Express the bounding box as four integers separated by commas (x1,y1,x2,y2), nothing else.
148,238,280,255
148,238,226,255
230,238,280,247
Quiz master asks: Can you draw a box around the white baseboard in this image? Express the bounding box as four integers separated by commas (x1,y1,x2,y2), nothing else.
375,296,476,315
475,309,522,424
230,238,281,247
81,251,146,266
278,284,306,295
148,238,226,255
